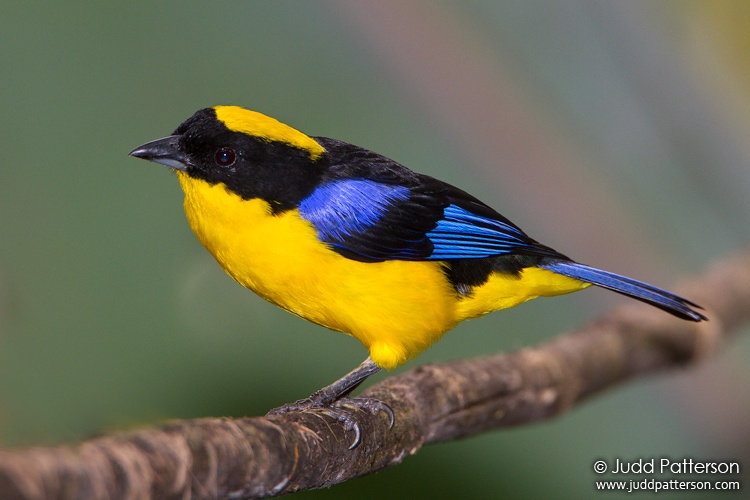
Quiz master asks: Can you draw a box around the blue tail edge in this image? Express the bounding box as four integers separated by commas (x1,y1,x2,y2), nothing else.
538,260,706,321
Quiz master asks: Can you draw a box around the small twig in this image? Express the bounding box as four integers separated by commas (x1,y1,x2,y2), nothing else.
1,248,749,499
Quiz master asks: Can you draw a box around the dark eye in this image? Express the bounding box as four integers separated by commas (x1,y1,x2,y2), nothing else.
214,147,236,167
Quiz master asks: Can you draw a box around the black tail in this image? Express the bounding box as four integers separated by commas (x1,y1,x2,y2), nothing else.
538,260,706,321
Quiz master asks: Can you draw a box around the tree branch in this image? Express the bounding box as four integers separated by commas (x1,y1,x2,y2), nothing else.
2,248,749,499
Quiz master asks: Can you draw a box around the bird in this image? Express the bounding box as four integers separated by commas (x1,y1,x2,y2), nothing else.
130,105,706,443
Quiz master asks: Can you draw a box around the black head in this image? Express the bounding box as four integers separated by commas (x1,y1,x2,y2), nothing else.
130,106,328,213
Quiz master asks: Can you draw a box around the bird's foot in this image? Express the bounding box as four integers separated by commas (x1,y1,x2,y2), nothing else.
268,394,394,449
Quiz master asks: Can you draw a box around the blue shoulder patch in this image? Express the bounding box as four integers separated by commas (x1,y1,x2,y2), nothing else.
299,179,410,242
425,204,531,259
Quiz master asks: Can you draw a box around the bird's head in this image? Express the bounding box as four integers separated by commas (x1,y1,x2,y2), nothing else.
129,106,327,212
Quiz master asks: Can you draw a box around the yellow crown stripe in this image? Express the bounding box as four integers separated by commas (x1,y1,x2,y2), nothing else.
213,105,325,160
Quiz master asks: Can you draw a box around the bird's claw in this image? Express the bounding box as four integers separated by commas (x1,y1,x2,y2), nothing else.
267,396,394,449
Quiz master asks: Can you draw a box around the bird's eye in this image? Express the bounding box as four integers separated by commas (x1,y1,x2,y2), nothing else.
214,148,236,167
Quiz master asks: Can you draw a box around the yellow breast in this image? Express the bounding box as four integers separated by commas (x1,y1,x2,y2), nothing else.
177,172,460,369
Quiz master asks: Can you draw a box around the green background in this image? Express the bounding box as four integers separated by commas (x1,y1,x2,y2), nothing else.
1,1,748,498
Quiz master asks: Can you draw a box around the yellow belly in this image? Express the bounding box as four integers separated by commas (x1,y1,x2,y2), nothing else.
177,173,587,369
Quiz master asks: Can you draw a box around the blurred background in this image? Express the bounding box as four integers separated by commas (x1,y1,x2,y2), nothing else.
1,1,748,498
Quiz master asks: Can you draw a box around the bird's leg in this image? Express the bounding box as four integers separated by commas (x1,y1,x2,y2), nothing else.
267,356,394,448
303,356,382,404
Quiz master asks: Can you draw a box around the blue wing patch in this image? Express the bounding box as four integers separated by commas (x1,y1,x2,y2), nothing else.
300,179,538,262
299,179,410,243
424,205,532,259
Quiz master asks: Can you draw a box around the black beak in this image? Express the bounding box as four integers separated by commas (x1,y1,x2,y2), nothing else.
129,135,190,171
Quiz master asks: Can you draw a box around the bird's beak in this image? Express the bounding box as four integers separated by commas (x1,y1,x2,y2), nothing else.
129,135,190,171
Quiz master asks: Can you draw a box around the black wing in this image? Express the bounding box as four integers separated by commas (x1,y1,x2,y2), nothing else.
298,138,564,263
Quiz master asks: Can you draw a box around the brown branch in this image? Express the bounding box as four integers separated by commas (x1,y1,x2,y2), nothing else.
2,248,749,499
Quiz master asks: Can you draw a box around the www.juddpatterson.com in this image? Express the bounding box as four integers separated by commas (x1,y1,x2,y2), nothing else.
592,458,741,493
